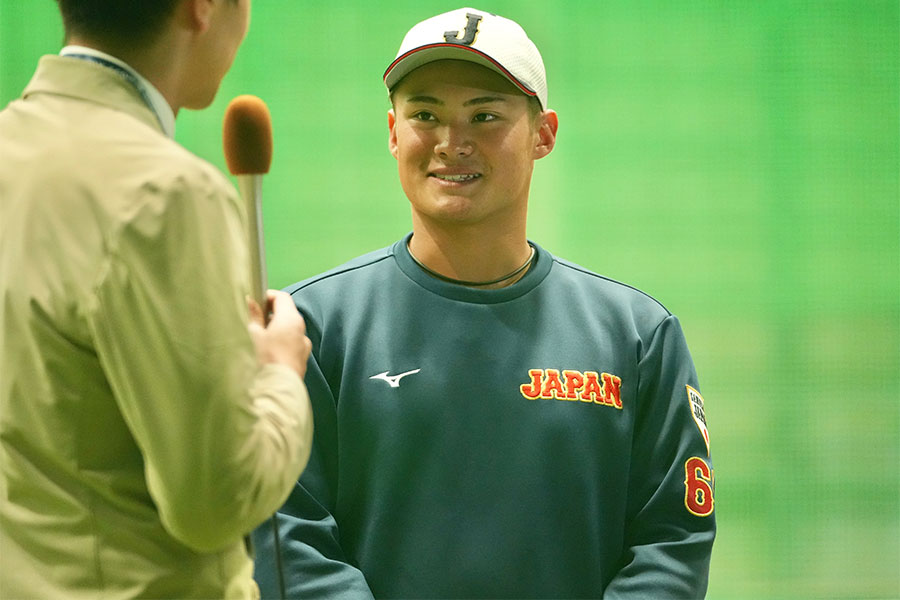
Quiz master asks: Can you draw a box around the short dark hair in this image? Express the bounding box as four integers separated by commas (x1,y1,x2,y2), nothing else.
525,96,542,118
56,0,181,46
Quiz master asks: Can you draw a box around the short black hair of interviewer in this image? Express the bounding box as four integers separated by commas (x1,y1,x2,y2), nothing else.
56,0,182,46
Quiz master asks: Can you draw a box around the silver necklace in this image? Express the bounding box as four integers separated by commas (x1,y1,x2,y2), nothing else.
407,241,535,287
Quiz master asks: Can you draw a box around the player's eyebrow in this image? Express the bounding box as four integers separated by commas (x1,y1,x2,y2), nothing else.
405,95,442,105
464,96,508,106
405,95,509,106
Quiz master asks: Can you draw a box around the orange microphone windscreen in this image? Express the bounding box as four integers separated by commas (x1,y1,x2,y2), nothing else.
223,95,273,175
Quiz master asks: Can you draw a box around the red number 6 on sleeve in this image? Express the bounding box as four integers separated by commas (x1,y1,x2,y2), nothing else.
684,457,715,517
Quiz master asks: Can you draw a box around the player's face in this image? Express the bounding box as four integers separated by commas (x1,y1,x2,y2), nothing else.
183,0,251,109
388,60,557,231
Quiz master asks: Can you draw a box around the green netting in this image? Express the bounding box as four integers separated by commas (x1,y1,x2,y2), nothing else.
2,2,897,597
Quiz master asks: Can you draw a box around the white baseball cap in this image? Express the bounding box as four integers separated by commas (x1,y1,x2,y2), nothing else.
383,7,548,109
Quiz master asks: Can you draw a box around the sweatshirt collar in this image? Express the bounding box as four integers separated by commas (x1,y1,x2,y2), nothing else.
393,232,553,304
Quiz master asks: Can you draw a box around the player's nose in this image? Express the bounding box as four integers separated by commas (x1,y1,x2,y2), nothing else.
434,124,473,159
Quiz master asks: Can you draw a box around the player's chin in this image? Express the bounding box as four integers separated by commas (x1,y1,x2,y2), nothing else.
426,198,484,223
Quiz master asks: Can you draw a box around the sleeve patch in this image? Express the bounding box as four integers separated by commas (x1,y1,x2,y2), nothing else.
684,457,715,517
686,385,710,456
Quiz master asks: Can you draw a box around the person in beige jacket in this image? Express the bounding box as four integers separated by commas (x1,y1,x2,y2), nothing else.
0,1,313,598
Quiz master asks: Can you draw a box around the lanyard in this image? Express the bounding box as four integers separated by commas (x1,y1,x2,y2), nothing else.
65,53,166,133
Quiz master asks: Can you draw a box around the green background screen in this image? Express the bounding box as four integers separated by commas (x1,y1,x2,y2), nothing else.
2,2,897,598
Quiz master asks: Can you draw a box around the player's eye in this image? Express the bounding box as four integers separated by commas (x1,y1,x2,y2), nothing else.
473,112,498,123
412,111,436,122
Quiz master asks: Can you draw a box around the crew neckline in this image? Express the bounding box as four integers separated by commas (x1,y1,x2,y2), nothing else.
393,232,552,304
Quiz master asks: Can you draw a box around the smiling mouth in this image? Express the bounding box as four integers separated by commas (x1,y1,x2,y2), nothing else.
430,173,482,183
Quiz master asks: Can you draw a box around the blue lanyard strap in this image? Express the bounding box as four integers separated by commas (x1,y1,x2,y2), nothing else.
65,54,165,132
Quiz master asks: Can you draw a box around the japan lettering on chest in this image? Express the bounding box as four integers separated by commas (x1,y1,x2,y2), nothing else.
519,368,623,409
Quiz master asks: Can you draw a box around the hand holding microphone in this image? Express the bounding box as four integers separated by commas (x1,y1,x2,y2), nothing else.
224,96,310,378
247,290,311,379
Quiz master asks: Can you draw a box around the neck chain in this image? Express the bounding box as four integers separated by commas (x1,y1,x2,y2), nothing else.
407,241,535,287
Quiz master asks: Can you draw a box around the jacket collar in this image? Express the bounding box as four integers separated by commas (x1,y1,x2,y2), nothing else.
59,46,176,138
23,55,166,136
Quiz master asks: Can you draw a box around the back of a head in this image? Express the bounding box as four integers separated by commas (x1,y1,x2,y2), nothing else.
56,0,181,48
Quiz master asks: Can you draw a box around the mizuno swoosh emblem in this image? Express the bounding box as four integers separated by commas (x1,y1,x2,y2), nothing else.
370,369,421,388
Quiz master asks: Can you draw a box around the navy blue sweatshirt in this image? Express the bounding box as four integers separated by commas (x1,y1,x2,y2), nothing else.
254,234,715,599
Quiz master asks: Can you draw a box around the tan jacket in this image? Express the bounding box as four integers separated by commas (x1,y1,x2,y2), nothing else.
0,55,312,599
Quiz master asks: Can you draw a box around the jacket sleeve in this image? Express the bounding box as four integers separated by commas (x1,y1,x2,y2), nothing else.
604,315,716,599
87,171,313,553
253,350,374,599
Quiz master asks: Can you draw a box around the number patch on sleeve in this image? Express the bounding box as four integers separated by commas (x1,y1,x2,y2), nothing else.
684,457,715,517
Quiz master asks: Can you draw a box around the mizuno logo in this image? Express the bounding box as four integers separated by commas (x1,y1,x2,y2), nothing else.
370,369,421,388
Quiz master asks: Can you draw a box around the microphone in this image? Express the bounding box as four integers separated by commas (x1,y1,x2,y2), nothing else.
223,96,287,599
223,95,273,318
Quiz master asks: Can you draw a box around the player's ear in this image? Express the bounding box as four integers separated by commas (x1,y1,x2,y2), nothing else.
388,109,399,160
533,109,558,160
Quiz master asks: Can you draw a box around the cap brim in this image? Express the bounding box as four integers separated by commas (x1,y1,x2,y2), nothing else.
384,43,537,99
